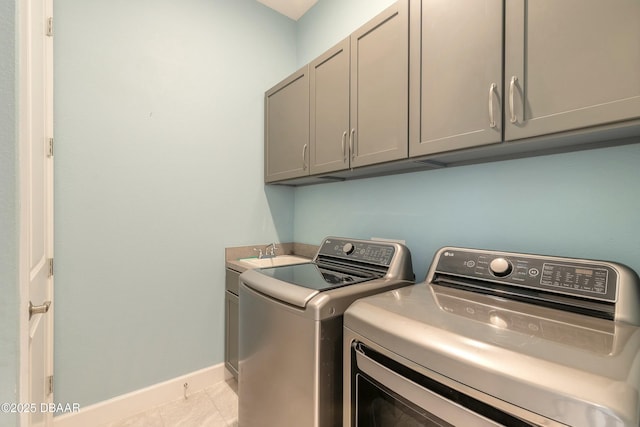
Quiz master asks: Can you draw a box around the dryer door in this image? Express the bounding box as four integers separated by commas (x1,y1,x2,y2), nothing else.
350,342,553,427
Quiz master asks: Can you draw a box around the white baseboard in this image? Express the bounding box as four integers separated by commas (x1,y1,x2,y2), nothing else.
53,363,231,427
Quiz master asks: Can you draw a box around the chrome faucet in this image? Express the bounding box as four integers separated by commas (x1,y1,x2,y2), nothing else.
264,242,278,258
254,243,279,259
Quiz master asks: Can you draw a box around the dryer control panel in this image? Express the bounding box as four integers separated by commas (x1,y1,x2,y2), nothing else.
434,248,619,303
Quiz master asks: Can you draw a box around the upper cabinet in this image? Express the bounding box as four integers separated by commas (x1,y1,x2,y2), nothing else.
308,1,409,175
411,0,640,156
265,0,640,185
266,1,409,182
309,39,350,175
349,1,409,168
504,0,640,141
410,0,504,156
264,66,309,183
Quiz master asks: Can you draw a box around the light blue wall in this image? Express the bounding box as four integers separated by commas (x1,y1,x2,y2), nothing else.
294,145,640,281
293,1,640,282
45,0,640,413
54,0,296,407
0,0,19,425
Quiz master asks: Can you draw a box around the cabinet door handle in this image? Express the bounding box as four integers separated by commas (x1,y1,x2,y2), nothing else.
342,131,348,162
349,129,356,161
302,144,308,170
509,76,518,124
488,83,497,128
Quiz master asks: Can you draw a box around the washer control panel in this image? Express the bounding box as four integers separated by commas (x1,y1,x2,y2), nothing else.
434,248,619,303
318,238,396,266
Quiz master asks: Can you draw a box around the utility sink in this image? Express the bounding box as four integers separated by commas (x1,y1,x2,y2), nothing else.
238,255,310,269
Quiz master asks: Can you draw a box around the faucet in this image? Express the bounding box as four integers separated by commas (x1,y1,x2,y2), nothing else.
254,243,278,259
264,242,278,258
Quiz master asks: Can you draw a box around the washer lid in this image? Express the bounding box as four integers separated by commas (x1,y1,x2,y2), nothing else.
241,263,373,308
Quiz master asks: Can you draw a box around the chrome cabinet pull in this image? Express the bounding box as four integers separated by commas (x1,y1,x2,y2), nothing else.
29,301,51,320
509,76,518,124
342,131,347,162
349,129,356,161
488,83,497,128
302,144,308,170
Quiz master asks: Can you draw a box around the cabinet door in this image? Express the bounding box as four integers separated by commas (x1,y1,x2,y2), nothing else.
310,39,350,175
225,291,239,378
409,0,503,157
505,0,640,141
350,0,409,168
264,66,310,183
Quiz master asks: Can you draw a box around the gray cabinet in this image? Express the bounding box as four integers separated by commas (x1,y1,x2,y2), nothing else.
309,39,350,175
267,0,640,185
504,0,640,141
409,0,504,156
350,0,409,168
410,0,640,158
278,0,409,179
264,65,310,183
225,268,240,378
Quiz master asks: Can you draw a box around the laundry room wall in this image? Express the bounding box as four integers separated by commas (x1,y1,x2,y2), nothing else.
54,0,296,408
293,1,640,282
0,0,19,426
293,145,640,281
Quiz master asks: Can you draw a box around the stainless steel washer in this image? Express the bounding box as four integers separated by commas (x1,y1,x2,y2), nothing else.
238,237,414,427
344,247,640,426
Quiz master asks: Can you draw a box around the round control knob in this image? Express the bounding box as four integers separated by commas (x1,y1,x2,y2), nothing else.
489,257,512,277
342,243,355,255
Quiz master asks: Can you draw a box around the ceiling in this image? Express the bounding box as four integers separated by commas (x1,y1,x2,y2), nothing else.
257,0,318,21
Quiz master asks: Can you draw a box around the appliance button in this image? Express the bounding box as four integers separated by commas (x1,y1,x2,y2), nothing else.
490,257,513,277
343,243,355,255
489,312,508,329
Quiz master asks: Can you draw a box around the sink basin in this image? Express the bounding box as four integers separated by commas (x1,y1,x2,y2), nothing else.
238,255,310,268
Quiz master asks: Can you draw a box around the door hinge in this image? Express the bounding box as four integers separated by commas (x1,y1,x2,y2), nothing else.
47,137,54,157
46,17,53,37
47,375,54,395
48,258,54,278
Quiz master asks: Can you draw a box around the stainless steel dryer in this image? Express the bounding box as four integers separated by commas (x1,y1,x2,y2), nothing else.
238,236,414,427
344,247,640,426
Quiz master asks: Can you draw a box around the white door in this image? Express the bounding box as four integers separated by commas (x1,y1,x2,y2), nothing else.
19,0,54,425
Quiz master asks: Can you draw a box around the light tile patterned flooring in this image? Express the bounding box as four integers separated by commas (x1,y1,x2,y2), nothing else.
103,379,238,427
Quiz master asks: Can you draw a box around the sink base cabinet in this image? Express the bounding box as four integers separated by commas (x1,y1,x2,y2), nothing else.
225,269,240,378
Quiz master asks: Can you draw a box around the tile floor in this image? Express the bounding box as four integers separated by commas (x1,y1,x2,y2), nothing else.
103,379,238,427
